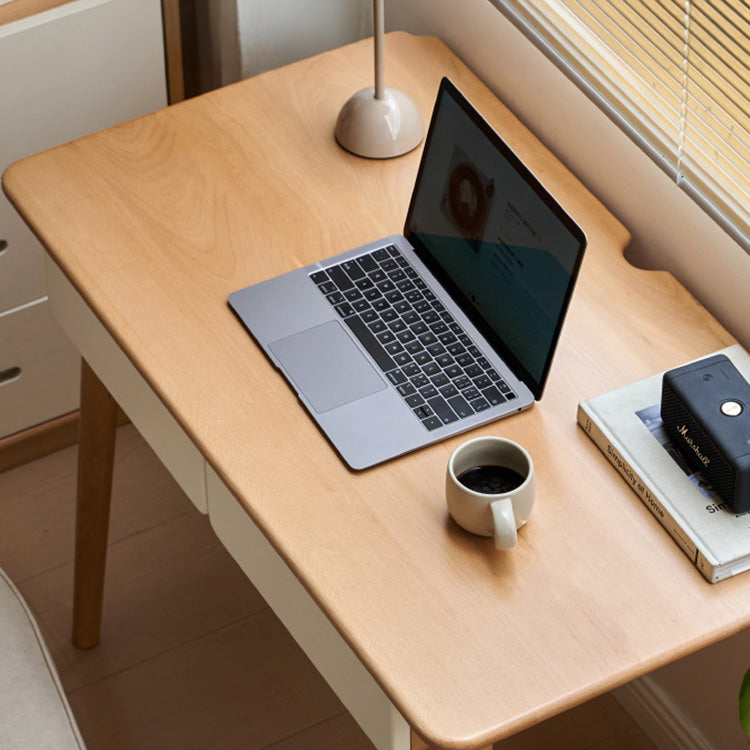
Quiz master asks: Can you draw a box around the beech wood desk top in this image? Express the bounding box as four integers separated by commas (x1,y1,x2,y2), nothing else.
4,32,743,749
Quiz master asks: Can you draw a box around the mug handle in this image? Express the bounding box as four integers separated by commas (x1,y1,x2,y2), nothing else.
490,497,517,550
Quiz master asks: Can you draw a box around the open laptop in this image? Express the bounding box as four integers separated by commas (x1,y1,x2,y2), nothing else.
228,77,587,470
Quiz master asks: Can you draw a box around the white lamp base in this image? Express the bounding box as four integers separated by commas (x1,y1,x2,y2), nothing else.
335,86,423,159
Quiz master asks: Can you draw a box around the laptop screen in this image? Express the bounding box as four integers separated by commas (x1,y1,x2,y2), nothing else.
404,77,587,400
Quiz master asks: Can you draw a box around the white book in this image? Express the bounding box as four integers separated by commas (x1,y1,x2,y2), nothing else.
577,344,750,583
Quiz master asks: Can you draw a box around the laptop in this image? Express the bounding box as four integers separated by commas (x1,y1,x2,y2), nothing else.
228,77,587,470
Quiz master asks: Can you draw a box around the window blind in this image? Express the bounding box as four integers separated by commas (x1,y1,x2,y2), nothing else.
494,0,750,250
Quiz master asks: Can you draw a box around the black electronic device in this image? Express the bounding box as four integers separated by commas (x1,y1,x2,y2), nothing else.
661,354,750,513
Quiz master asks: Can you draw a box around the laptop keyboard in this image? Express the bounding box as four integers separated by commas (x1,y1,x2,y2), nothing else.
309,245,516,431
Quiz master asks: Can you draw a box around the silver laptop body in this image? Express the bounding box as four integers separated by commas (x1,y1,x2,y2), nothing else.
228,78,586,470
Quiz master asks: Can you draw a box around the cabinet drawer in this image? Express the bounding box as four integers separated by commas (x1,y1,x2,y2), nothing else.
0,298,80,438
0,196,46,313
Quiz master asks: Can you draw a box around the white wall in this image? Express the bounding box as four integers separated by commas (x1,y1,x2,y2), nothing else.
230,1,750,746
236,0,371,78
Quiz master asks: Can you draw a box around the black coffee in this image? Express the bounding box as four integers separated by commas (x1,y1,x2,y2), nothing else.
457,465,525,495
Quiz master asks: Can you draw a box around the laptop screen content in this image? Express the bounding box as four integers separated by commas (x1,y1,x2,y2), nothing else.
404,78,587,400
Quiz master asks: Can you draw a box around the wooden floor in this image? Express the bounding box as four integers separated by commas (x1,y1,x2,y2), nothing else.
0,424,656,749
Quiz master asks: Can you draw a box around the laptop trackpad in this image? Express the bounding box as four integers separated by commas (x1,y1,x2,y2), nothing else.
269,321,386,413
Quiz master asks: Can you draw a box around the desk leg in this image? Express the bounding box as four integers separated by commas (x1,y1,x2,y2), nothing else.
72,359,118,649
410,731,492,749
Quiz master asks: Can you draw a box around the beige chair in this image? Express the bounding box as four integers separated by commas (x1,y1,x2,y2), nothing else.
0,566,85,749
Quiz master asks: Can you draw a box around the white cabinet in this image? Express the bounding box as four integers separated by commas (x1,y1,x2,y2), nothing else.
0,0,168,438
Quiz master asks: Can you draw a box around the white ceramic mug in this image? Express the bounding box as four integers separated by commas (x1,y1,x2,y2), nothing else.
446,436,535,550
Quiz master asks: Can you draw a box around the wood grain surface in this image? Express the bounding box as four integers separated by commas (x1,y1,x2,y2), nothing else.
3,32,739,749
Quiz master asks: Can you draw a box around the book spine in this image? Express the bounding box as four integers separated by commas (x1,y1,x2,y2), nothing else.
577,402,718,583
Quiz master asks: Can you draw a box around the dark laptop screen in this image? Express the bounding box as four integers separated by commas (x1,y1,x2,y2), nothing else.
404,78,586,400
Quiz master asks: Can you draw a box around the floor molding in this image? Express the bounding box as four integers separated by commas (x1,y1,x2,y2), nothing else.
0,412,81,474
0,410,129,474
613,676,715,750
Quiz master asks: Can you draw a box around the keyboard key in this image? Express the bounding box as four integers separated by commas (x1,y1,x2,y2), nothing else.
358,254,379,272
334,302,355,317
470,397,491,412
393,352,412,366
405,340,424,355
473,374,492,389
413,405,434,420
364,288,383,301
342,259,366,280
310,270,328,283
385,341,404,355
448,394,474,418
422,416,443,431
402,362,420,377
439,383,459,399
454,375,471,390
419,384,439,399
461,386,481,401
389,319,407,333
481,385,507,405
368,319,386,333
405,394,425,408
352,299,370,313
387,369,406,385
427,396,459,424
328,265,354,291
413,351,432,366
327,291,345,305
343,288,362,301
319,281,337,294
369,269,387,282
387,245,401,257
372,248,390,262
377,330,396,344
397,382,417,397
343,315,396,372
361,309,379,324
444,364,462,379
355,277,375,290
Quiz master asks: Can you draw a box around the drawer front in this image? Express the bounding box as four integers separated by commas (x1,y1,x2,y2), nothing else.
0,0,167,310
0,198,46,313
0,298,80,438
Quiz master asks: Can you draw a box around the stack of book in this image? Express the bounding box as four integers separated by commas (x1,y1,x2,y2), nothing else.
578,344,750,583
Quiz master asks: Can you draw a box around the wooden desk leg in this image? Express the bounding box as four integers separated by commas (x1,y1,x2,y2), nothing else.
72,359,118,649
411,730,492,749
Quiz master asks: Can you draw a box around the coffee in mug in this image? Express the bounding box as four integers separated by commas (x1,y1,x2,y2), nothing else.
446,436,535,550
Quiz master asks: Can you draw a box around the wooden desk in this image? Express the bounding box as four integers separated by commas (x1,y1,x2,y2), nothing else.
3,32,742,750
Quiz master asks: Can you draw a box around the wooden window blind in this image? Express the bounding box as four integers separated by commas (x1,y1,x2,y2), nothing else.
495,0,750,249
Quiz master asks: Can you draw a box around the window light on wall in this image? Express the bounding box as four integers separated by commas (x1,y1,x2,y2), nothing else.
494,0,750,251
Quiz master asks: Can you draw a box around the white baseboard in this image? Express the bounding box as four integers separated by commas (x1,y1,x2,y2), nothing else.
613,677,715,750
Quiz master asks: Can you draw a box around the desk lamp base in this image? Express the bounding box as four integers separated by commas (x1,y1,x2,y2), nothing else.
335,86,423,159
